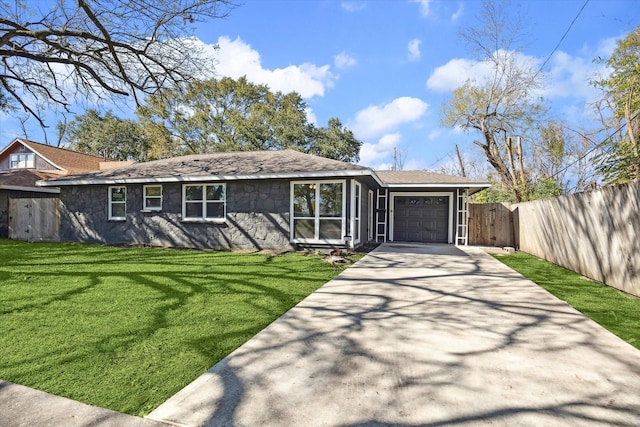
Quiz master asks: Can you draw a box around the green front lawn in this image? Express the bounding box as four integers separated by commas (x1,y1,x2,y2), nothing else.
0,240,352,416
494,252,640,350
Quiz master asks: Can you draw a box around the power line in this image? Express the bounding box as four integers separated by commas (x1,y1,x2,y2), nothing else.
549,109,640,180
536,0,590,76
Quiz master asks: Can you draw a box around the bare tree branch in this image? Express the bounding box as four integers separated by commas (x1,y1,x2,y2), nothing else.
0,0,236,128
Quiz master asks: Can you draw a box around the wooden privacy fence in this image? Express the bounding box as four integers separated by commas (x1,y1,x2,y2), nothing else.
8,197,60,242
513,181,639,298
467,183,638,297
468,203,514,247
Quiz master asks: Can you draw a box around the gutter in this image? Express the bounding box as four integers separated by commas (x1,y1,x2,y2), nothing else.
0,184,60,194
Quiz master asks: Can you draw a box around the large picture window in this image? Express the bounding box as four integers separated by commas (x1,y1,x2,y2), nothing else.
182,184,226,221
108,186,126,220
292,181,345,242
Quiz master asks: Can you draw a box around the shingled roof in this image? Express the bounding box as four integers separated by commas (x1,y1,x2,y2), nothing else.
35,150,492,192
39,149,373,186
16,139,105,174
0,169,62,193
376,170,490,186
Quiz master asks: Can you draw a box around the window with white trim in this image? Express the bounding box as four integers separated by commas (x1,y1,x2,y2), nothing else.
182,184,226,221
143,185,162,211
353,181,361,243
292,181,345,242
108,186,126,220
10,153,35,169
368,189,374,241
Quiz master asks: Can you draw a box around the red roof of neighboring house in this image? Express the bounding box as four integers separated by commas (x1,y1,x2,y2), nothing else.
17,139,104,174
0,138,128,191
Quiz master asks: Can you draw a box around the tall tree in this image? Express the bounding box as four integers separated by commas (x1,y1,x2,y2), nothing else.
530,120,597,195
137,76,362,162
594,25,640,183
0,0,234,127
62,109,151,161
440,0,547,202
307,118,362,163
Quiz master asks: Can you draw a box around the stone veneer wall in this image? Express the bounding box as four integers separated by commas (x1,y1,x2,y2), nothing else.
59,179,294,251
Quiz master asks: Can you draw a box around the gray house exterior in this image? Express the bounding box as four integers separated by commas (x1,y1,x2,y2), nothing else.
38,150,489,251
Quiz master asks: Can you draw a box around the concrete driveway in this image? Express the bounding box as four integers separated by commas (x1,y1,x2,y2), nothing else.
148,243,640,427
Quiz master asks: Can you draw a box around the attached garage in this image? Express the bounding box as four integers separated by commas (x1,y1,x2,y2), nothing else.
376,170,491,246
392,194,450,243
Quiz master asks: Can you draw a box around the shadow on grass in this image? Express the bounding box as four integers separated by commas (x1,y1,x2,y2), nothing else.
0,240,345,415
147,244,640,427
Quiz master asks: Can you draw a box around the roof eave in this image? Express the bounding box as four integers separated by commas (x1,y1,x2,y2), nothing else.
0,184,60,194
37,169,381,187
383,182,491,189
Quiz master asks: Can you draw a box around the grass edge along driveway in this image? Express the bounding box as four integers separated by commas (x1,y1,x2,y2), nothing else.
0,240,355,416
494,251,640,351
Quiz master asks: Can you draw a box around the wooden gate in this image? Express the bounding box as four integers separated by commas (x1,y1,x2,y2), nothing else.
468,203,514,247
9,197,60,242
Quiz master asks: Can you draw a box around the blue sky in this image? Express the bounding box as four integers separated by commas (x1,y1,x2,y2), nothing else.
2,0,639,171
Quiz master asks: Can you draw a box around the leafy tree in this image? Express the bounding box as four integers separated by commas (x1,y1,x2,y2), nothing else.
471,175,512,203
528,178,564,200
594,25,640,183
137,77,306,154
62,110,151,161
307,118,362,162
137,76,362,162
441,0,548,202
530,120,597,194
0,0,234,127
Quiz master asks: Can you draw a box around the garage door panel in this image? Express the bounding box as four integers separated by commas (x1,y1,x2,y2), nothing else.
393,195,449,243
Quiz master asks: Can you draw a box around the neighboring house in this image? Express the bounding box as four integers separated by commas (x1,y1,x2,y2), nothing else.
37,149,490,250
0,138,129,240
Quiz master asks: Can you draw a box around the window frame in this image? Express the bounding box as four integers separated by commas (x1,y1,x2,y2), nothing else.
368,189,374,241
108,186,127,221
10,153,35,169
181,183,227,222
143,184,163,212
290,180,346,244
352,181,362,244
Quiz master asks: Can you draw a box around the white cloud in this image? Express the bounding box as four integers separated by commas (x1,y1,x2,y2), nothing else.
334,51,357,69
359,133,401,167
538,50,607,102
404,158,426,170
451,3,464,21
341,1,366,12
594,36,620,58
305,107,318,125
426,51,539,92
211,36,336,98
350,97,429,139
426,58,492,91
411,0,432,17
408,39,422,62
428,129,444,141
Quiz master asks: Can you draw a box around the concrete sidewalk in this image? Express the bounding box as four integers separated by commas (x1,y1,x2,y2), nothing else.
147,243,640,427
0,380,169,427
